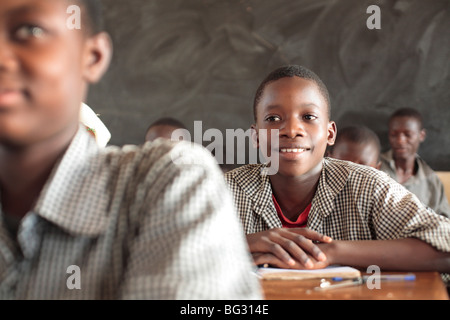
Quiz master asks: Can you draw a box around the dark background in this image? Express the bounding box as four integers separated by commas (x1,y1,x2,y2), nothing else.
87,0,450,170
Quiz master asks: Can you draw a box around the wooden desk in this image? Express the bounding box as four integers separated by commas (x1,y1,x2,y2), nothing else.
262,271,449,300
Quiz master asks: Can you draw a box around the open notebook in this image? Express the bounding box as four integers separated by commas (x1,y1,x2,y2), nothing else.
256,265,361,281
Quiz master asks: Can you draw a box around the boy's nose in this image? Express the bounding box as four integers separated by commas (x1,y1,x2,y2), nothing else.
280,118,305,139
393,133,407,145
0,39,17,72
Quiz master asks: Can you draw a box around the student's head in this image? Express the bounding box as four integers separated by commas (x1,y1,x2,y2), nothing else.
328,125,381,169
388,108,425,160
145,117,189,142
252,65,336,177
0,0,112,149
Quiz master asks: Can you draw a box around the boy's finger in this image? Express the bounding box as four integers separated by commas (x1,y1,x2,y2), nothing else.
248,229,327,267
266,241,297,267
290,228,332,243
278,233,326,265
268,232,316,268
252,253,293,269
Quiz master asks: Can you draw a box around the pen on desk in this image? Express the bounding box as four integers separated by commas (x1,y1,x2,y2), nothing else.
332,273,416,282
331,276,344,281
376,273,416,281
315,277,364,291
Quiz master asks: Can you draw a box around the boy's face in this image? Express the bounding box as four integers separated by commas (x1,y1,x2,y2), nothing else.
253,77,336,178
0,0,111,148
329,140,381,169
388,116,425,160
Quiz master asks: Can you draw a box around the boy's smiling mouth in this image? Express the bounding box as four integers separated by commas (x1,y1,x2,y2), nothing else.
277,146,311,160
279,147,308,153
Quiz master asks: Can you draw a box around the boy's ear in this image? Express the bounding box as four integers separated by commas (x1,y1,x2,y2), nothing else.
82,32,113,84
327,121,337,146
250,124,259,149
419,128,426,143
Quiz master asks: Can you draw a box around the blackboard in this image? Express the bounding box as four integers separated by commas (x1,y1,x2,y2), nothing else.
87,0,450,170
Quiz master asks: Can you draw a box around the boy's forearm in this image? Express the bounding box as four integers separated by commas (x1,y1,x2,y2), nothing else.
319,238,450,273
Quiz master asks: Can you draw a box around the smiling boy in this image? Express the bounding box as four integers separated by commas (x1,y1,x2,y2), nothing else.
0,0,261,299
225,65,450,276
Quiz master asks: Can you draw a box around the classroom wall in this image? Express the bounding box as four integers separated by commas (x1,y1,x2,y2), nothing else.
87,0,450,170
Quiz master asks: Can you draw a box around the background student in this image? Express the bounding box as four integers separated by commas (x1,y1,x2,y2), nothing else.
145,118,240,174
380,108,450,218
144,117,189,142
0,0,262,300
327,125,381,169
224,65,450,279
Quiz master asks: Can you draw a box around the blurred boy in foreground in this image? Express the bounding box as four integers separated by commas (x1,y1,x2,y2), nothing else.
0,0,261,299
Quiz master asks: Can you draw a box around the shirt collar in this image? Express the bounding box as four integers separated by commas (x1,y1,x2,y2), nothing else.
403,155,427,186
33,125,110,237
383,150,425,183
383,149,397,171
233,159,350,218
313,158,349,215
233,164,274,216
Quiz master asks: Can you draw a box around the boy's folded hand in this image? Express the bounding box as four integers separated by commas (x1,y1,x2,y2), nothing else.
246,228,332,269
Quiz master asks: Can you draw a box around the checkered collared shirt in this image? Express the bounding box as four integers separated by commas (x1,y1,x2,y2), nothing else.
224,158,450,252
0,127,262,300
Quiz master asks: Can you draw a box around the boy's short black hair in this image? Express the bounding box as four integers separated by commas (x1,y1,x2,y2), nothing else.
389,107,424,130
147,117,188,131
332,125,381,155
77,0,104,35
253,65,331,121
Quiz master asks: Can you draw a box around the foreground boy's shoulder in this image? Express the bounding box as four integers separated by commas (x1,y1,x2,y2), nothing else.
104,138,223,178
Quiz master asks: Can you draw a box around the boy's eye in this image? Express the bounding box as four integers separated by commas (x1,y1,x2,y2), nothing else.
304,114,318,121
265,115,281,122
14,25,45,40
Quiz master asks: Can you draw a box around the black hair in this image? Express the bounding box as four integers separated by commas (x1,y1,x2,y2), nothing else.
77,0,104,35
253,65,331,121
146,118,187,132
389,107,424,130
332,125,381,154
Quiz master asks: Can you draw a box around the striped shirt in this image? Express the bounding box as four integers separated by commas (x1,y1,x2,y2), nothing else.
224,158,450,252
0,127,262,300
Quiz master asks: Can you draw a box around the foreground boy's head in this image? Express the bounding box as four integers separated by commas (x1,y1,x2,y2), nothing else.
0,0,112,149
388,108,425,161
252,65,336,177
328,125,381,169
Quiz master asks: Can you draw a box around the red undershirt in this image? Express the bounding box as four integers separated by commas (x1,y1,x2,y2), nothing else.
272,194,311,228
